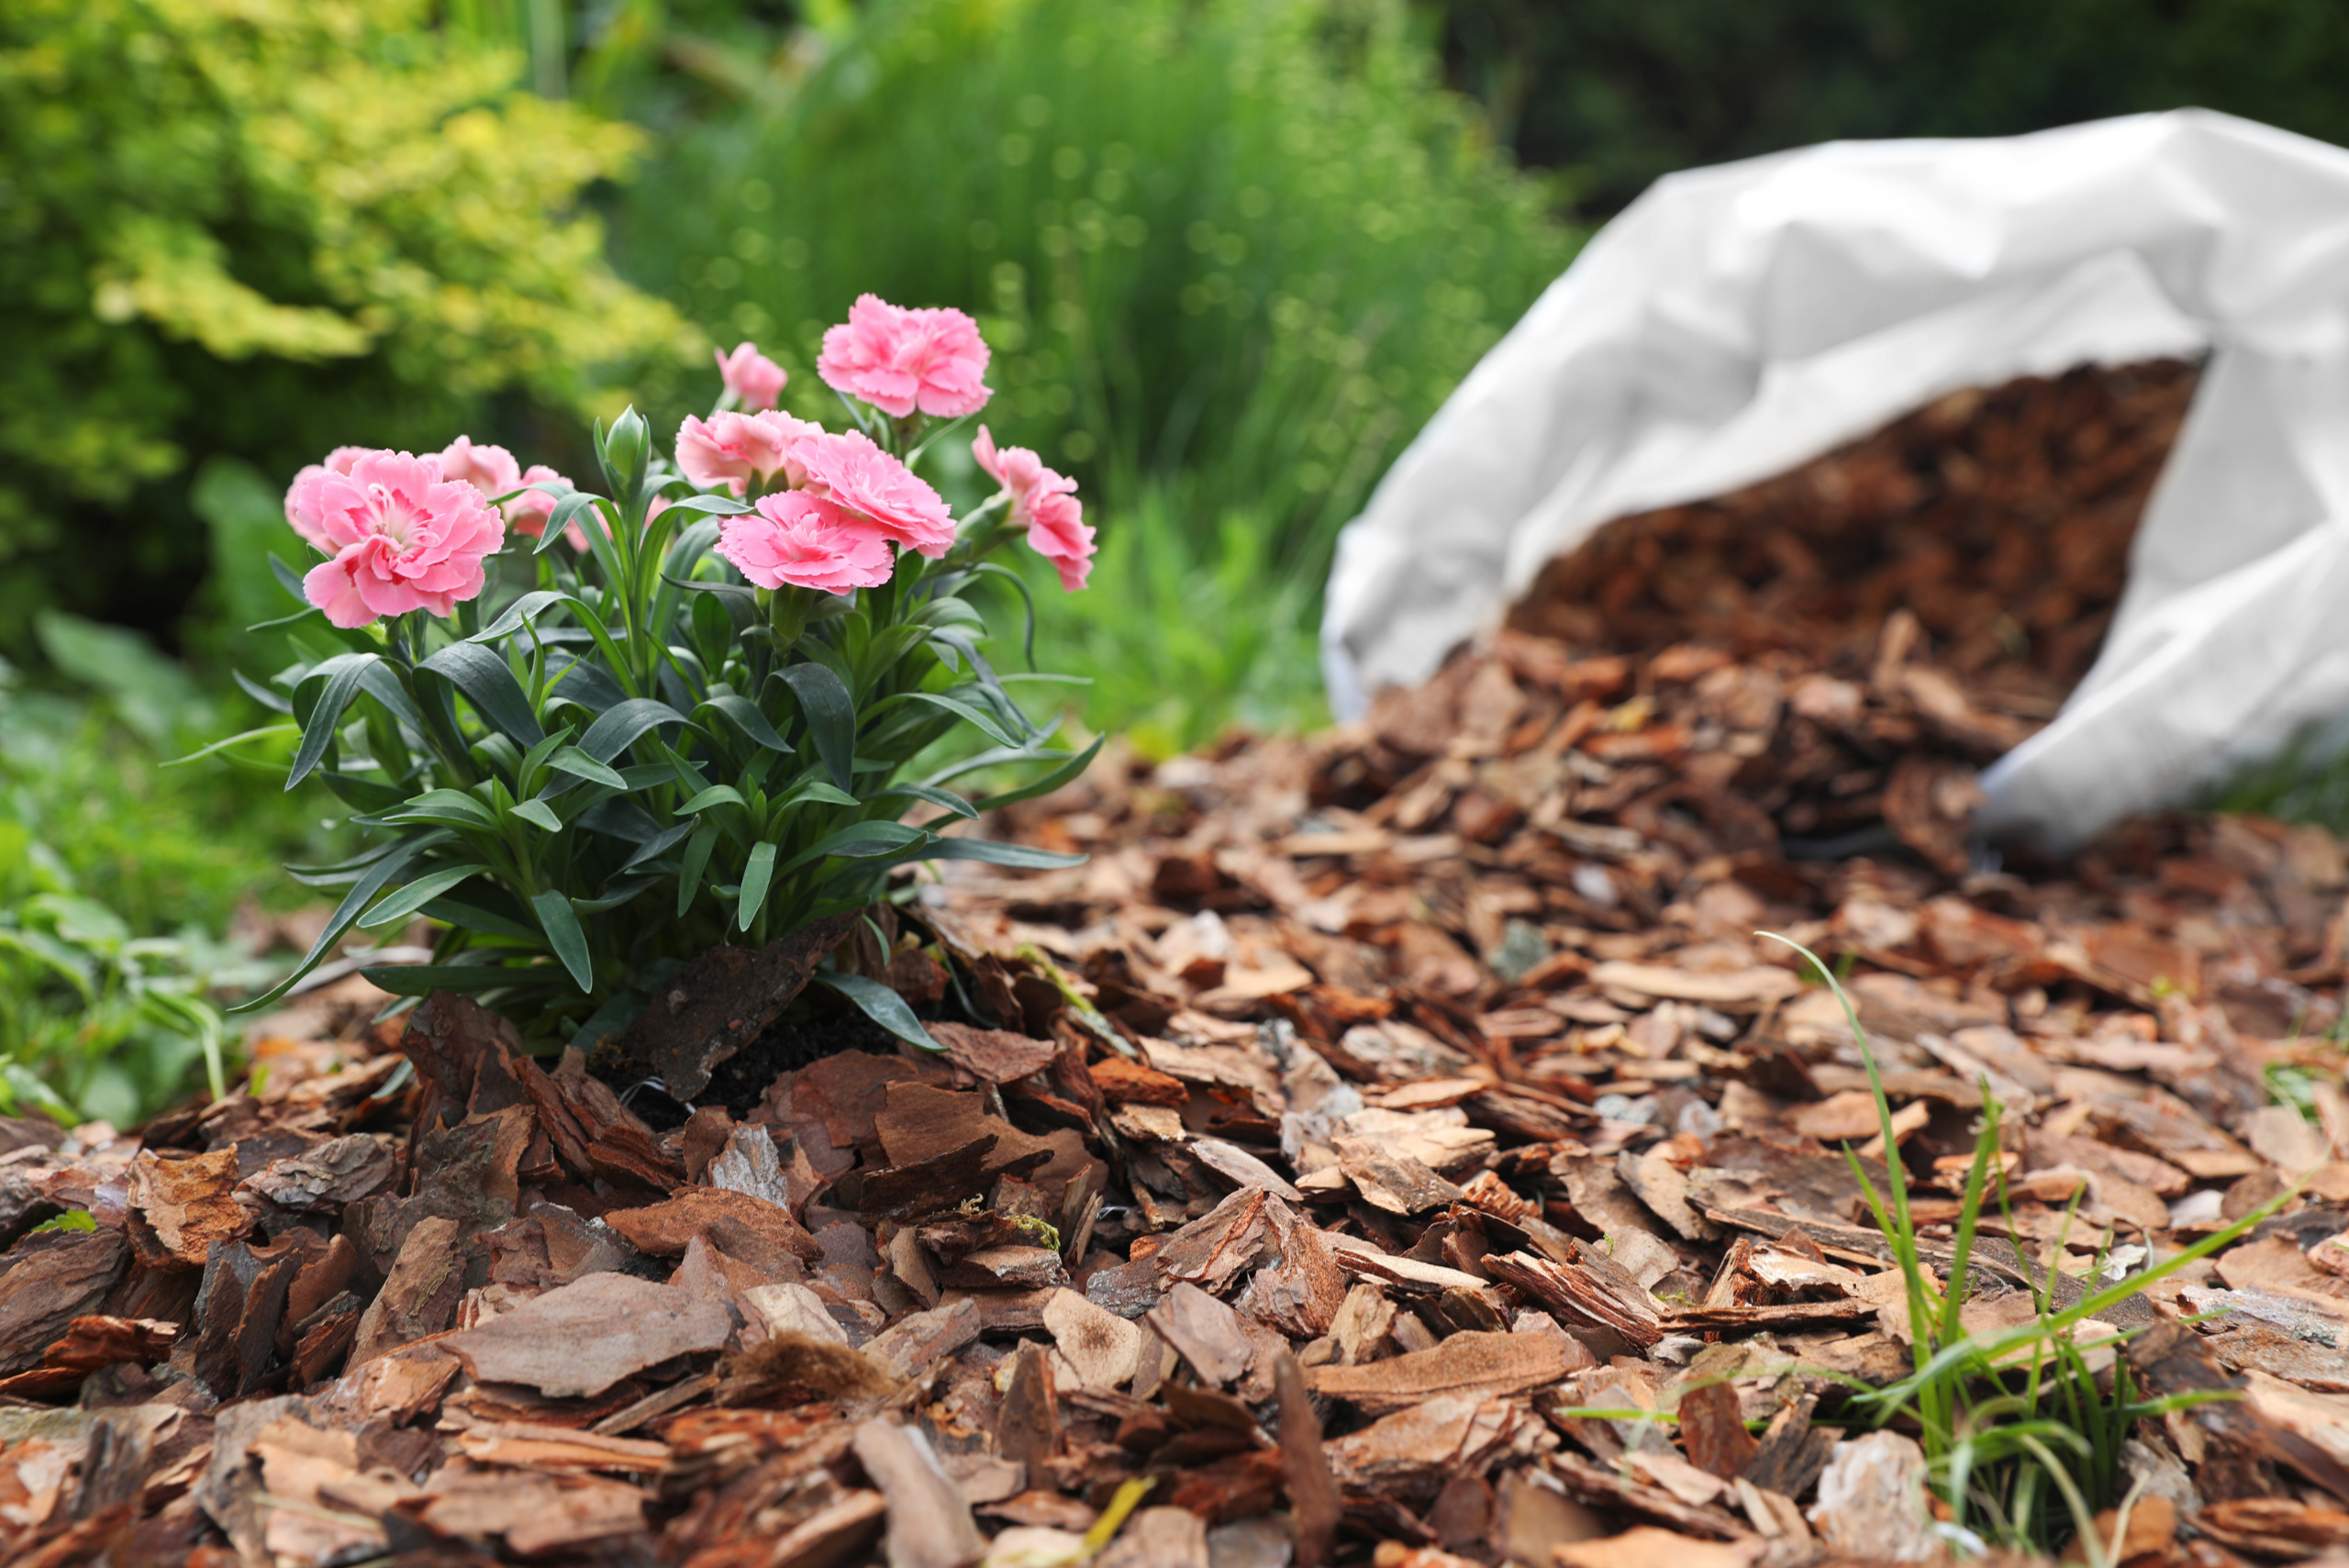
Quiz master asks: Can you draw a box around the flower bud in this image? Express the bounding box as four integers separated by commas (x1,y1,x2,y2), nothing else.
600,405,651,501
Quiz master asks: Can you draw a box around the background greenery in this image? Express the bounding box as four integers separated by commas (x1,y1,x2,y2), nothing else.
1432,0,2349,214
11,0,2349,1118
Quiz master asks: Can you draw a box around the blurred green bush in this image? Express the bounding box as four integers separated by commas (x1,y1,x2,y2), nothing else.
613,0,1580,578
0,633,328,1125
0,0,698,655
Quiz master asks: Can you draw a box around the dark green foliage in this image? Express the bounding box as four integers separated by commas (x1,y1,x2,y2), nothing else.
1433,0,2349,213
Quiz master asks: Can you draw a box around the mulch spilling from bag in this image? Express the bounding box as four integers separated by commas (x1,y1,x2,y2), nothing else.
6,359,2349,1568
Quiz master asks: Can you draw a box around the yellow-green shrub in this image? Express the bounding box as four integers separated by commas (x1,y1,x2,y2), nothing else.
0,0,698,651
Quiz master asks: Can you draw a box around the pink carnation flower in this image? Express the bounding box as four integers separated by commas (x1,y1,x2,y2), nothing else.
675,410,821,496
300,450,505,628
973,427,1093,591
434,435,519,498
284,446,371,550
437,438,582,550
1025,489,1096,592
796,430,957,558
715,341,788,413
717,493,896,594
817,294,992,419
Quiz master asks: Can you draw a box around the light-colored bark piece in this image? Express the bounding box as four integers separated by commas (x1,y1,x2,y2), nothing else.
1145,1281,1255,1386
852,1416,987,1568
863,1296,982,1382
1096,1505,1210,1568
1043,1286,1144,1390
1807,1431,1940,1562
741,1281,852,1345
440,1271,729,1397
1307,1329,1575,1412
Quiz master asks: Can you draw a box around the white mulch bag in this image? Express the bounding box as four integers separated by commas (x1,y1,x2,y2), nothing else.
1322,109,2349,849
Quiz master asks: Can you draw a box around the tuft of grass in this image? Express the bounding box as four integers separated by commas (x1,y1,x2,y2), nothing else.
1762,933,2280,1561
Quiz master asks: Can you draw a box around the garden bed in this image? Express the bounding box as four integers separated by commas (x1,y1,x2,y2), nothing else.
3,363,2347,1567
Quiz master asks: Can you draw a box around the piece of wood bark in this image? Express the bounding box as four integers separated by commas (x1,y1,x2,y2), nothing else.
1272,1349,1340,1568
1544,1452,1754,1541
604,914,858,1101
126,1149,248,1270
600,1185,823,1264
1485,1251,1663,1348
1677,1381,1757,1481
1043,1286,1145,1390
349,1215,463,1368
1333,1138,1462,1215
996,1341,1061,1473
1146,1281,1256,1387
852,1415,988,1568
0,1229,129,1376
863,1296,982,1382
927,1022,1060,1085
1308,1329,1575,1412
440,1272,730,1398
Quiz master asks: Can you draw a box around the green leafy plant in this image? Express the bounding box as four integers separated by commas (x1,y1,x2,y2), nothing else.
0,890,254,1126
217,310,1097,1049
1014,492,1325,756
0,644,324,1123
1765,934,2274,1559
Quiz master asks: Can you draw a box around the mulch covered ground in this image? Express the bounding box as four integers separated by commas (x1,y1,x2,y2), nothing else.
5,360,2349,1568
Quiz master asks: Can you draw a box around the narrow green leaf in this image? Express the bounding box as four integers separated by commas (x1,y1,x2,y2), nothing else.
662,494,754,517
269,551,309,603
776,777,861,810
510,799,564,833
699,692,793,753
163,722,301,768
539,491,605,556
362,962,573,997
418,640,546,749
419,895,544,944
514,725,574,795
471,589,570,643
287,652,378,789
678,821,718,916
815,971,941,1052
617,820,696,875
546,746,628,790
777,820,929,875
919,838,1086,870
973,735,1108,812
230,833,445,1012
357,863,488,929
885,690,1020,749
577,697,691,765
776,663,856,793
870,783,978,820
737,840,777,931
531,889,593,991
679,785,748,815
376,788,498,830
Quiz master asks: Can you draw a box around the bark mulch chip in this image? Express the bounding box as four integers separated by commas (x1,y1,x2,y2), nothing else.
6,359,2349,1565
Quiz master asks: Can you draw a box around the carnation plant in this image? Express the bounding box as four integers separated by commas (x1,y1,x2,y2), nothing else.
212,297,1099,1048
